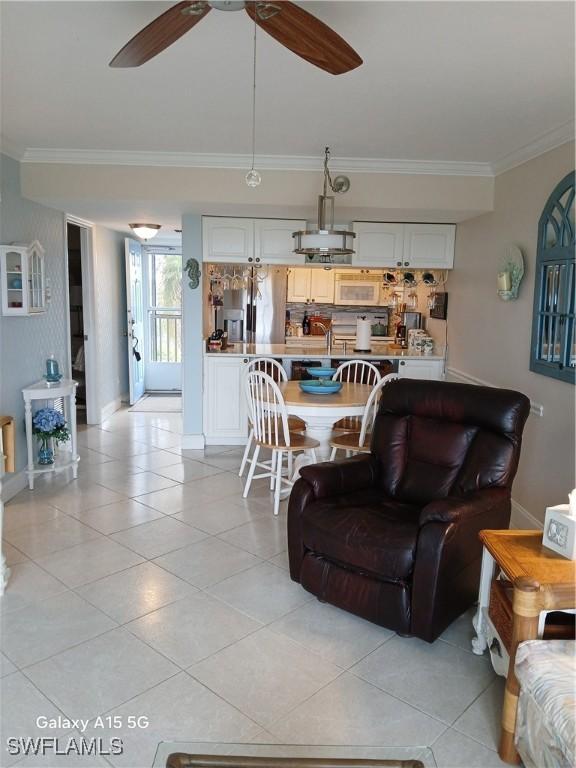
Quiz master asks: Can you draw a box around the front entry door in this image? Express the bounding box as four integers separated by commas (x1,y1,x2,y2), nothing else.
125,238,145,404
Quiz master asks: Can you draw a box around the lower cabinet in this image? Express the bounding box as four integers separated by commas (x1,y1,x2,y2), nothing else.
397,359,444,380
204,356,249,444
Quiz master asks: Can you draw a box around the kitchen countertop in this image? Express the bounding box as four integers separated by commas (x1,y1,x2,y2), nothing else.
205,343,445,361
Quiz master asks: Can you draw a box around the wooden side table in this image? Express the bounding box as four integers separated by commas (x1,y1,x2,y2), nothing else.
22,379,79,490
472,529,576,764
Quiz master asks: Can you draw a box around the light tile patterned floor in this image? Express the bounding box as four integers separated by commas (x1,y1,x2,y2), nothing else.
1,407,509,767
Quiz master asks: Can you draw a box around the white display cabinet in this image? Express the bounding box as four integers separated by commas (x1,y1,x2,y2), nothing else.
1,241,46,316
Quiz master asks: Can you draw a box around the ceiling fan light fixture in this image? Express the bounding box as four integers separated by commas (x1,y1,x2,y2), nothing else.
129,223,161,240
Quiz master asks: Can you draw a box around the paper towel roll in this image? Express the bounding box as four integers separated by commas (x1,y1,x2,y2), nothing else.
356,318,372,351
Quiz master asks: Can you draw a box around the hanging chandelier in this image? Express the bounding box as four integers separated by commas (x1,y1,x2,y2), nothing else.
292,147,355,262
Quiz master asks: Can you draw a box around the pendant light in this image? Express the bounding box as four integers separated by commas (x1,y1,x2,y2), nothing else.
293,147,355,262
129,223,161,240
245,14,261,187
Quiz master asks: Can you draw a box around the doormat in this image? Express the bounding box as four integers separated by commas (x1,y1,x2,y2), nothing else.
129,394,182,412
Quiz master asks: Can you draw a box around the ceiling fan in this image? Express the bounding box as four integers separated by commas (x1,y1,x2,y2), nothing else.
109,1,362,75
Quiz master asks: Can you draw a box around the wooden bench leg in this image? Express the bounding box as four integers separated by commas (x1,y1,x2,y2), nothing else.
498,576,541,764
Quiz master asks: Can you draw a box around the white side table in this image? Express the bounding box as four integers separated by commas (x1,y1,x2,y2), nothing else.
22,379,79,490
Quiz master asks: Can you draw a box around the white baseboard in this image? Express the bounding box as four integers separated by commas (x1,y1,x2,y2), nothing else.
182,434,206,450
510,498,543,530
204,437,245,446
100,397,122,423
1,469,28,503
446,367,544,417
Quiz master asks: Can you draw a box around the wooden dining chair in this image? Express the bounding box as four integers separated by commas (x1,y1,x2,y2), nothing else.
331,360,382,432
243,370,319,515
239,358,305,478
329,373,398,460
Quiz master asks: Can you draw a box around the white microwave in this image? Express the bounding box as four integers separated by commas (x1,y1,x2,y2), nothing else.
334,271,382,306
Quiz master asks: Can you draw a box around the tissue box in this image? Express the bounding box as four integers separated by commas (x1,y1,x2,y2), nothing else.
542,505,576,560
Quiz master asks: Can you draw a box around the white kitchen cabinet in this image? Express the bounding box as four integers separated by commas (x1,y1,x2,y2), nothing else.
352,222,455,269
1,241,46,316
203,217,306,265
203,355,249,444
286,268,334,304
202,218,254,263
310,269,335,303
403,224,455,269
352,223,404,268
397,358,444,380
255,219,306,265
287,268,311,303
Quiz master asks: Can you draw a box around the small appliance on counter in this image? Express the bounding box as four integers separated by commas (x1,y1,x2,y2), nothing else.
207,329,228,351
396,311,422,348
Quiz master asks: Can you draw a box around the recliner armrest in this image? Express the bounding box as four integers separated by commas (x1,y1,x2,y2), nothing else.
419,487,510,527
299,454,380,500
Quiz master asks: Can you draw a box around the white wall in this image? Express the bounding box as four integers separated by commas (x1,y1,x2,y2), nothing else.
447,142,575,523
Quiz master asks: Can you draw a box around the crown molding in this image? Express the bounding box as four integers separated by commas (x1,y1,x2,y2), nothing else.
491,120,575,176
19,148,494,177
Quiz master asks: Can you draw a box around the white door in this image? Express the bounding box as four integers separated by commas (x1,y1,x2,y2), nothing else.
287,268,311,302
125,238,145,404
403,224,455,268
202,217,254,263
254,219,306,264
203,356,249,443
144,250,182,392
353,223,404,268
310,268,335,303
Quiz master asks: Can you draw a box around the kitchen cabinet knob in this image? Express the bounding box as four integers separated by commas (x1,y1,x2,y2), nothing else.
400,361,406,366
396,261,402,267
248,257,253,263
255,257,261,263
404,261,410,266
243,358,248,363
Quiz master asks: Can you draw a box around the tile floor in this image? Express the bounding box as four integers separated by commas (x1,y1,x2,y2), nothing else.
1,407,510,768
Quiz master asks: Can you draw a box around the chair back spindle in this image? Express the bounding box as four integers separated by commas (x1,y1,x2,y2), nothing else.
358,373,398,447
333,360,381,386
245,370,291,448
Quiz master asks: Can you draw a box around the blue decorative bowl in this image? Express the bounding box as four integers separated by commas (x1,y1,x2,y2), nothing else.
299,380,343,395
306,367,337,379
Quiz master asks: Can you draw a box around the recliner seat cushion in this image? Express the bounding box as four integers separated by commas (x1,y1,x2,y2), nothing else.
301,489,420,582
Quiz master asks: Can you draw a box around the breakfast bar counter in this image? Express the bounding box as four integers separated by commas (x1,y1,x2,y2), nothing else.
204,342,445,361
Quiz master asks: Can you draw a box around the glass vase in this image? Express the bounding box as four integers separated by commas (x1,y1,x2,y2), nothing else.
38,436,54,465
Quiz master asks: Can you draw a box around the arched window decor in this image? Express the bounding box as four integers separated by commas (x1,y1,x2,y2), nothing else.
530,171,575,383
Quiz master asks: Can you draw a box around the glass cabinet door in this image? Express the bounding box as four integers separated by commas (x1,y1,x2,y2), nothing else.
28,246,45,312
3,249,26,314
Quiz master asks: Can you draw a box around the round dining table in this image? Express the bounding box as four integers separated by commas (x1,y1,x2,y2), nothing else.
278,380,373,461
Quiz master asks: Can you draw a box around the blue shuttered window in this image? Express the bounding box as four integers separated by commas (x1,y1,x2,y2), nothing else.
530,171,575,384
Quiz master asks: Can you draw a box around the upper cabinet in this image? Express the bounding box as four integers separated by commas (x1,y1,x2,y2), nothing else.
403,224,455,269
254,219,306,265
352,223,404,268
353,222,455,269
202,218,253,263
1,241,46,316
287,268,335,304
202,217,306,264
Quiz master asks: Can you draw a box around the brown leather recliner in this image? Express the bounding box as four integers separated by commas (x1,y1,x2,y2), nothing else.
288,379,531,642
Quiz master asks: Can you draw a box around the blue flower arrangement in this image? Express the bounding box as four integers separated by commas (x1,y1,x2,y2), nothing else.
32,408,70,444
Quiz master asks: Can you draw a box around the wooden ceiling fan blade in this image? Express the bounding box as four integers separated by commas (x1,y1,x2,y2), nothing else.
110,2,211,68
245,1,362,75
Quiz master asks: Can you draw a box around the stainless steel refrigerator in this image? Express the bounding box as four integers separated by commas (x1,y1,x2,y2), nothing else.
215,266,287,344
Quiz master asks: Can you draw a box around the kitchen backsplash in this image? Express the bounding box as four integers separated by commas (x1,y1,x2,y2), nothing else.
286,302,390,330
